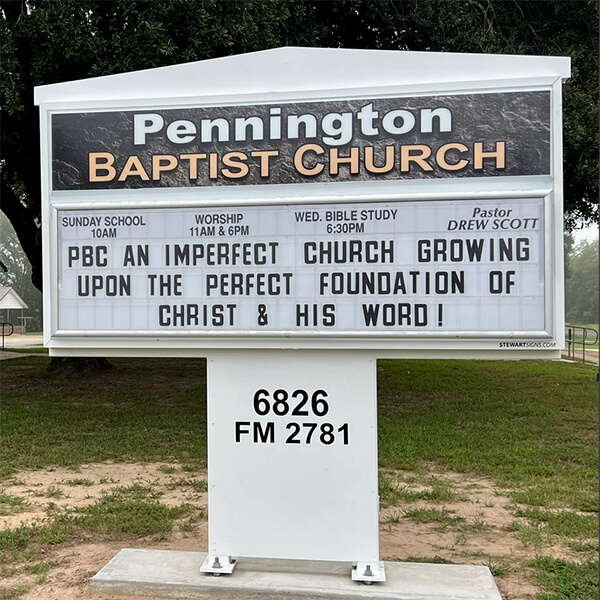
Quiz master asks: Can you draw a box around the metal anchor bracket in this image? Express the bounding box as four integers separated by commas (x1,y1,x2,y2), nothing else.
351,561,386,584
200,555,237,576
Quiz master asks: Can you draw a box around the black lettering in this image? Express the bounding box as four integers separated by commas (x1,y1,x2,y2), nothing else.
516,238,530,261
323,304,335,326
466,239,484,262
254,421,275,443
362,304,380,325
123,244,149,266
235,422,251,442
285,423,301,444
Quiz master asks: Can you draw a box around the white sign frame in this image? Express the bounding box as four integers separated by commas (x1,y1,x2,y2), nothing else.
52,194,551,337
36,49,570,358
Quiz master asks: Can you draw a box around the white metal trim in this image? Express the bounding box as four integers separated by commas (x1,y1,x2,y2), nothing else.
34,46,570,105
551,79,566,347
51,330,553,339
50,188,554,211
39,80,555,112
39,107,53,345
47,346,562,360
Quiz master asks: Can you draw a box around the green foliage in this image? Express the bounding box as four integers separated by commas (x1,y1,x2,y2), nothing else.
405,555,453,565
0,524,35,555
165,477,208,493
355,0,600,228
402,506,488,533
0,491,194,562
504,520,549,550
0,584,28,600
516,507,599,540
0,492,29,516
402,507,465,528
157,465,176,475
63,478,94,487
483,559,512,576
379,473,457,507
25,561,55,576
0,514,78,560
81,487,192,538
0,0,324,290
568,540,599,553
43,486,63,499
566,239,599,323
535,556,599,600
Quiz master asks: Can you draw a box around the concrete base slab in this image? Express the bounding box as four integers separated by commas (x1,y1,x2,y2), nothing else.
90,549,502,600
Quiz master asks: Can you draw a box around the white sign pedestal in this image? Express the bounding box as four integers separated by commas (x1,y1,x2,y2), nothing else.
202,350,384,582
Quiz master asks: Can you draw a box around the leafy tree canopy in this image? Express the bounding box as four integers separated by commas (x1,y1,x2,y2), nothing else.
0,210,42,330
2,0,598,292
566,237,599,323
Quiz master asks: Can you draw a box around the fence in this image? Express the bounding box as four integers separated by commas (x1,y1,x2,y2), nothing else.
564,324,599,365
1,322,14,351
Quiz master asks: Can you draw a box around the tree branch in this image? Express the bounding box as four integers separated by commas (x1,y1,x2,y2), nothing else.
0,178,42,291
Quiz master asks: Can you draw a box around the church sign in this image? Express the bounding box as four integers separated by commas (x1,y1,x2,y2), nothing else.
36,48,569,583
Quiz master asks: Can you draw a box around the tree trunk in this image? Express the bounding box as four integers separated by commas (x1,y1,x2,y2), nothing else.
47,357,113,377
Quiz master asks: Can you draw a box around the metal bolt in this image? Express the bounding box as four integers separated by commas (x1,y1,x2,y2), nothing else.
364,564,373,577
212,556,222,569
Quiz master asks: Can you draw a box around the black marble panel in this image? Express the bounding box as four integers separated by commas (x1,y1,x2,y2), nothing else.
51,91,550,190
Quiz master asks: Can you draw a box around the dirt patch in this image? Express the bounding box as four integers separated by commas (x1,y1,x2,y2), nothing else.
1,463,206,529
1,463,595,600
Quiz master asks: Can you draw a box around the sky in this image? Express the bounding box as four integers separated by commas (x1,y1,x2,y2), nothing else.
572,223,599,245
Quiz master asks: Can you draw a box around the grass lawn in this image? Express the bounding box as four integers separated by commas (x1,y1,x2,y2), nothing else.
377,359,598,512
1,358,208,476
0,356,598,599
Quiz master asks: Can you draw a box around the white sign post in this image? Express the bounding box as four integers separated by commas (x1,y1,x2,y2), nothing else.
205,350,381,580
35,47,570,586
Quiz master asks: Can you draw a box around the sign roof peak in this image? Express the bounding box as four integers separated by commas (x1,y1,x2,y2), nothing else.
35,46,570,105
